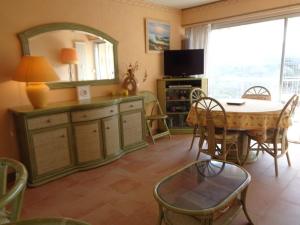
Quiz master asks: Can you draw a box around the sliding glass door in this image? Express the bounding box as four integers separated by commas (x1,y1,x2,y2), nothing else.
208,19,284,100
282,17,300,101
207,16,300,142
208,16,300,102
284,17,300,142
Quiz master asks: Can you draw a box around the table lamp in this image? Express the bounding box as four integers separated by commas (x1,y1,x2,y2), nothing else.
60,48,78,81
13,56,59,109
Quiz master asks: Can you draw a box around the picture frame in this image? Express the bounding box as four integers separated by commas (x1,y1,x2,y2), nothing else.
145,18,171,53
76,85,91,101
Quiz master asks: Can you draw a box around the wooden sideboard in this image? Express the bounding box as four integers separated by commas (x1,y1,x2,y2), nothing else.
10,96,148,186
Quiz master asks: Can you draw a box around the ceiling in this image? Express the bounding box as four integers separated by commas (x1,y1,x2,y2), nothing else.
144,0,222,9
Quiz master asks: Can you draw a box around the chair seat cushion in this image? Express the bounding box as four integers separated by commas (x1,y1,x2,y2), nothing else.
264,129,285,143
204,130,239,142
146,115,168,120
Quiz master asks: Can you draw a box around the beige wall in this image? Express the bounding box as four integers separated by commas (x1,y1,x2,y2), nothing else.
182,0,300,26
0,0,182,159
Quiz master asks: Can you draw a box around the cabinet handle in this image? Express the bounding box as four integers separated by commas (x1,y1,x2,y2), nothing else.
106,127,110,130
110,110,114,113
123,120,127,123
129,104,134,108
60,134,65,138
82,114,87,118
46,119,51,123
93,130,97,133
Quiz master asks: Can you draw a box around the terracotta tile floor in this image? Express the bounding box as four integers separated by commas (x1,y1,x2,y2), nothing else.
22,135,300,225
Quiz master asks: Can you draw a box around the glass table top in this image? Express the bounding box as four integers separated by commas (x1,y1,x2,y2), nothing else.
154,160,250,211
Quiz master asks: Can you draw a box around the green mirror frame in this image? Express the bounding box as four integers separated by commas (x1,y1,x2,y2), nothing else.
18,22,119,89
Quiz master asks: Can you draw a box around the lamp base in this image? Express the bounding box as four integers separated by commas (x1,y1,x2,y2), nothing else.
26,83,49,109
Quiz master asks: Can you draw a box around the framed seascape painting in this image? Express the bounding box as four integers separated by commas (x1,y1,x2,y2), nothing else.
145,19,170,53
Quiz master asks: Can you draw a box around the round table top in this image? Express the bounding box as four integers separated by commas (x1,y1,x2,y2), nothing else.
187,98,288,142
210,99,284,114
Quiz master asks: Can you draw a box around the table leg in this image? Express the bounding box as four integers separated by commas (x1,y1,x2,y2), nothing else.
241,186,254,225
238,131,259,164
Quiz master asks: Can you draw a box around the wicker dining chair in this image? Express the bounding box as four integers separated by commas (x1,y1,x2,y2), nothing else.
195,97,242,164
253,94,299,176
242,86,272,157
138,91,171,143
242,86,271,101
0,158,28,224
5,217,91,225
188,88,207,151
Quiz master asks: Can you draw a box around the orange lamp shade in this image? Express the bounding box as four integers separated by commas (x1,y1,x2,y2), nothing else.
13,56,59,109
60,48,78,64
13,56,59,82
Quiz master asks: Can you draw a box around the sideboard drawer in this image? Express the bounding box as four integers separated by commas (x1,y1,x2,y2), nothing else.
120,100,143,112
71,105,118,122
27,113,69,130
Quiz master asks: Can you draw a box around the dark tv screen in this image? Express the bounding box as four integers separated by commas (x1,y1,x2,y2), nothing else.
164,49,204,76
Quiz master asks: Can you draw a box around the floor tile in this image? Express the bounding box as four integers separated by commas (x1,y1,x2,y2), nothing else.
21,135,300,225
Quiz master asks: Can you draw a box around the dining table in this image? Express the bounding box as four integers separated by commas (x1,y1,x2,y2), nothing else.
186,98,290,161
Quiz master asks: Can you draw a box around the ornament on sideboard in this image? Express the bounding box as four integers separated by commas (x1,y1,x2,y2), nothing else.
122,62,147,95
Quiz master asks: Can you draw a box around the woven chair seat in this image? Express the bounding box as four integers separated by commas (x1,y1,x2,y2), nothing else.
204,131,239,142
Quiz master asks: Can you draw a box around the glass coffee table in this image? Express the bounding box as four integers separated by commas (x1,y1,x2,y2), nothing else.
153,159,253,225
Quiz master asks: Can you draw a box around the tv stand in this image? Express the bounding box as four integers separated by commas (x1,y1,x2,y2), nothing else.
157,77,208,134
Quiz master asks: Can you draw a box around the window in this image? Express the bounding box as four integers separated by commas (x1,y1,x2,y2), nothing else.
282,17,300,101
208,16,300,101
94,41,115,80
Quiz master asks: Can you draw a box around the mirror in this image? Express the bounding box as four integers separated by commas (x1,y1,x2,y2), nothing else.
18,23,119,89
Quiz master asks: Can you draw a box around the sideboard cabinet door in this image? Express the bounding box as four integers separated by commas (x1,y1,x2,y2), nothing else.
73,122,103,163
102,115,121,157
31,127,72,176
121,111,143,148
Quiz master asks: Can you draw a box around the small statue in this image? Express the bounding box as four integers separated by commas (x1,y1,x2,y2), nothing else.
122,62,139,95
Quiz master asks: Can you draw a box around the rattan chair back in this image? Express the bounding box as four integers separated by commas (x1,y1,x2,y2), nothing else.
187,88,207,151
189,88,206,105
258,94,299,176
242,86,271,100
0,158,28,224
195,97,228,159
274,94,299,141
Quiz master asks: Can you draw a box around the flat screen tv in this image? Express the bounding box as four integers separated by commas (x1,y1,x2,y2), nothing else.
164,49,204,77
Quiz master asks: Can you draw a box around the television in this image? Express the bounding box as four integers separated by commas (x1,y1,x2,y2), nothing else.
164,49,204,77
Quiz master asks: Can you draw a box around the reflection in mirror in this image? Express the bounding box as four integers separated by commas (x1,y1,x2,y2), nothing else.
29,30,115,82
18,23,118,88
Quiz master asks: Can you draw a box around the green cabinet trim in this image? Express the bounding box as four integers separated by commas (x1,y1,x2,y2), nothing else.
9,95,143,116
10,95,148,186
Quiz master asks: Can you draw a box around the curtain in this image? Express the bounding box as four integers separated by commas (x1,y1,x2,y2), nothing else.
185,24,211,76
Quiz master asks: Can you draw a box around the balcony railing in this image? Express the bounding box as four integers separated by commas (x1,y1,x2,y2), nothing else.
281,77,300,99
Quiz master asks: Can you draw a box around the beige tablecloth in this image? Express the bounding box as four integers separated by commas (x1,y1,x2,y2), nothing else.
186,99,290,142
